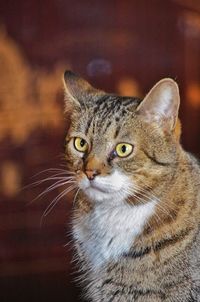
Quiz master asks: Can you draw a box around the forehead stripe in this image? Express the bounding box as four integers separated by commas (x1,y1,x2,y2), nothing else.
123,99,135,106
103,120,112,134
85,116,93,135
114,125,121,139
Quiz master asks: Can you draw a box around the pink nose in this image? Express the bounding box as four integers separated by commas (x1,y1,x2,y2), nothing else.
85,170,99,180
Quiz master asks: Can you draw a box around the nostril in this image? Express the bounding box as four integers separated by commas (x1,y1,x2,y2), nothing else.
85,170,99,180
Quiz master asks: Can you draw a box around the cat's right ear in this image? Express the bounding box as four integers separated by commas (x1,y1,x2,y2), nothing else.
136,78,180,133
63,70,105,112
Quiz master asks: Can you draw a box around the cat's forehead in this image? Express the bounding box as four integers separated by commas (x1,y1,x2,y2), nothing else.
92,94,140,116
74,94,141,137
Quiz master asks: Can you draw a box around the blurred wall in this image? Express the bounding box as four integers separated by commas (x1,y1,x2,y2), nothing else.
0,1,200,301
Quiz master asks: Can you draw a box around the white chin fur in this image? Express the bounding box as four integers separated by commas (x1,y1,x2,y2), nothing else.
79,170,131,202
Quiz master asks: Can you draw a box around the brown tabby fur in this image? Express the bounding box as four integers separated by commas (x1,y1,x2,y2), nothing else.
64,71,200,301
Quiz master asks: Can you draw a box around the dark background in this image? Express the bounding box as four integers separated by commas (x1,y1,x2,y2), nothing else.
0,0,200,301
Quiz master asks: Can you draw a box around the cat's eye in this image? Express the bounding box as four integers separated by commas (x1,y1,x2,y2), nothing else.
74,137,88,153
115,143,133,158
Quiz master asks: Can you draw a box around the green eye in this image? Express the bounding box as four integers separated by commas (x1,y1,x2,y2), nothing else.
115,143,133,158
74,137,88,152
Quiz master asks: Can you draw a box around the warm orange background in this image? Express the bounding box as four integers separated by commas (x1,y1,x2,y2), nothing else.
1,1,200,301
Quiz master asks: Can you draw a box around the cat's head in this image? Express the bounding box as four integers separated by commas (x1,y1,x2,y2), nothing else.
63,71,181,204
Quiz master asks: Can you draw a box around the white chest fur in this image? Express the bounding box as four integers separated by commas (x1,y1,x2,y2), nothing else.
73,200,156,268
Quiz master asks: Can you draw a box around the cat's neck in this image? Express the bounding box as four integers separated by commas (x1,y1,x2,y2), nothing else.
73,199,156,268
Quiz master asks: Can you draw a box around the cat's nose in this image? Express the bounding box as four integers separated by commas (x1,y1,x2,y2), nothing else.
85,169,99,181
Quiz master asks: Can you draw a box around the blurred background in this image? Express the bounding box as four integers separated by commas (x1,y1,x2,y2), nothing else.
1,0,200,301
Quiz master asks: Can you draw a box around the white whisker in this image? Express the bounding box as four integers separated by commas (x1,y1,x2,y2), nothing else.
33,179,77,202
32,168,75,177
73,188,80,205
40,184,77,226
24,174,75,190
123,183,174,223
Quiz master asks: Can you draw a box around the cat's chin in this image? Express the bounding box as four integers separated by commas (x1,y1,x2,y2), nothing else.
83,186,122,202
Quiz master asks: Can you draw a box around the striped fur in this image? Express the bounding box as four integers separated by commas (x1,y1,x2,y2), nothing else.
64,71,200,301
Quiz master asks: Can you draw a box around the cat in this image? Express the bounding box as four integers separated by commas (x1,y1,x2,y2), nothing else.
63,70,200,301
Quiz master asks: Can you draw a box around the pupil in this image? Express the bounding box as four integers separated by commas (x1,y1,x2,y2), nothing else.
121,145,126,153
80,139,85,147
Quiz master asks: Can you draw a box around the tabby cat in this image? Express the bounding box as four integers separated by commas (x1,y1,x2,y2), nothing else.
63,70,200,301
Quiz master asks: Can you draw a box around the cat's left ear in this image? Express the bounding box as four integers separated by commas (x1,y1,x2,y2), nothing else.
63,70,105,112
136,78,180,132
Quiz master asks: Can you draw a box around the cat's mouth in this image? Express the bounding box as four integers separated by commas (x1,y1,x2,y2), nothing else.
83,183,120,202
89,181,114,194
79,177,116,194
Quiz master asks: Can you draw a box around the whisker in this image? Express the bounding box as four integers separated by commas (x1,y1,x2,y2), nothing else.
29,179,77,205
31,168,75,178
35,175,74,184
119,185,163,225
40,184,77,226
31,168,76,178
23,175,75,191
134,187,172,217
43,184,76,216
125,184,174,222
73,188,80,205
